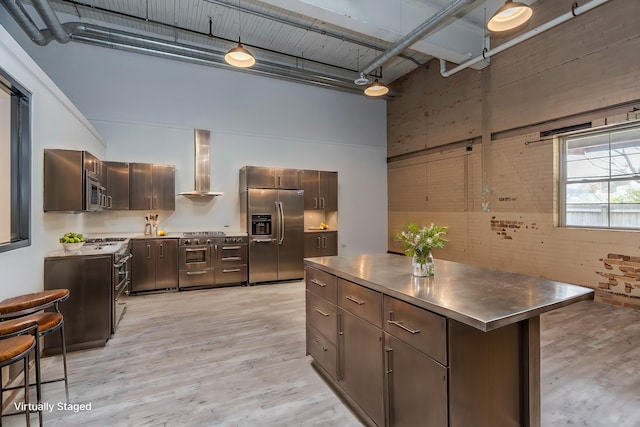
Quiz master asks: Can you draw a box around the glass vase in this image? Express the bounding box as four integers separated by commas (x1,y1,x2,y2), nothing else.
412,252,434,277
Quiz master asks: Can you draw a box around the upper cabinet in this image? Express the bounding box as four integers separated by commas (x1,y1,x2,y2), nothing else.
44,149,107,212
240,166,300,190
300,170,338,211
104,161,130,210
129,163,176,211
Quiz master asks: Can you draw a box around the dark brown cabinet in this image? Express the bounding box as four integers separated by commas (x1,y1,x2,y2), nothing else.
339,308,385,427
304,231,338,257
384,333,448,427
131,239,178,292
129,163,176,210
105,161,130,210
300,170,338,210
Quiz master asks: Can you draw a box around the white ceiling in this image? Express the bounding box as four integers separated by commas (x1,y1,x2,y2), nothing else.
11,0,537,94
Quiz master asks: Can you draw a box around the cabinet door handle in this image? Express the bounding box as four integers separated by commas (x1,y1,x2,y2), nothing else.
322,236,327,248
222,268,241,273
337,312,343,380
317,237,321,249
387,319,420,334
147,244,151,259
346,295,365,306
310,278,326,287
314,308,330,317
221,256,242,262
385,346,394,426
320,197,325,208
313,197,318,209
160,243,164,258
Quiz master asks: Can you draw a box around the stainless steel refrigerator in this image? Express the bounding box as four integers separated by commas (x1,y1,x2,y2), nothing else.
240,167,304,284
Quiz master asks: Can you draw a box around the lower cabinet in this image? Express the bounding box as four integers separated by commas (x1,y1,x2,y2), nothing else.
385,333,448,427
131,238,178,292
339,308,385,427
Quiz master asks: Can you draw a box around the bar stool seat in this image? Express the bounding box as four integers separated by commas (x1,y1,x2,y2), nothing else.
0,289,70,402
0,321,41,427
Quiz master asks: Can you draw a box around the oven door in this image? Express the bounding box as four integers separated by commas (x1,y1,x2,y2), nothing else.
179,246,211,270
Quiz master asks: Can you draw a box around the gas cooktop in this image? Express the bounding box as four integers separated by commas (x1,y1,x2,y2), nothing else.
181,231,227,237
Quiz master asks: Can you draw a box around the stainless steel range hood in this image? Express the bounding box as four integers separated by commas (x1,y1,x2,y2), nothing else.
179,129,223,198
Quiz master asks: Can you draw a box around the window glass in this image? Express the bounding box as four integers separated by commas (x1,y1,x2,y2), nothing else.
560,122,640,229
0,88,9,243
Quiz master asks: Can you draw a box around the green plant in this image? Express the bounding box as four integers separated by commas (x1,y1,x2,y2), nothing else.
395,223,447,265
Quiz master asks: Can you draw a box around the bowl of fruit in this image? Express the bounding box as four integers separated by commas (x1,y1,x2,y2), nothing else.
59,232,86,252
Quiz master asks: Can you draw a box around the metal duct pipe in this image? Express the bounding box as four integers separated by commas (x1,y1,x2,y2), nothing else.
440,0,612,77
0,0,51,45
63,23,367,96
30,0,69,43
361,0,475,76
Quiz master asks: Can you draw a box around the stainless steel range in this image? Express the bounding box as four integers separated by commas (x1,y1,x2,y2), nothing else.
178,231,248,289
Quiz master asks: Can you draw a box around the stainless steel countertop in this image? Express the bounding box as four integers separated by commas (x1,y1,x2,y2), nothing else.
304,253,594,332
46,241,129,258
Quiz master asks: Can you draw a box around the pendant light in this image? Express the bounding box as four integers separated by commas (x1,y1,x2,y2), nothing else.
364,79,389,97
225,0,255,68
487,0,533,32
364,67,389,97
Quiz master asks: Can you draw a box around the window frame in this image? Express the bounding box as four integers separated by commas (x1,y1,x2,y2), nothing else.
0,67,31,253
559,120,640,230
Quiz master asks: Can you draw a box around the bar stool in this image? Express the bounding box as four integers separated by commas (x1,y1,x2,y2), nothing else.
0,319,42,426
0,289,70,402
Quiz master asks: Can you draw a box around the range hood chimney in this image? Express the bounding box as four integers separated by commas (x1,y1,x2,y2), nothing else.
179,129,223,198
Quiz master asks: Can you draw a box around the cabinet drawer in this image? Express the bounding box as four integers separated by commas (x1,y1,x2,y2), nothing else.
214,265,247,285
305,267,337,303
306,324,337,380
215,244,247,265
306,291,337,343
384,296,447,365
338,278,382,328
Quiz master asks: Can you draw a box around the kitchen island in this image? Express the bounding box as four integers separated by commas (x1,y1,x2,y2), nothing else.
304,253,593,427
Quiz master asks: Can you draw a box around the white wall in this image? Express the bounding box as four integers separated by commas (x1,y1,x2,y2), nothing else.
0,14,388,261
0,25,105,299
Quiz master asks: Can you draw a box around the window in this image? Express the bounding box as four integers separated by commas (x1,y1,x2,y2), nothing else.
0,67,31,253
559,122,640,229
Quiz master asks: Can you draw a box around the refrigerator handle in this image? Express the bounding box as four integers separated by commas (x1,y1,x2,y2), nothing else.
278,201,285,244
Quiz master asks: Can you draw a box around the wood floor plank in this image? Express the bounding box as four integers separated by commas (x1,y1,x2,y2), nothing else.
6,283,640,426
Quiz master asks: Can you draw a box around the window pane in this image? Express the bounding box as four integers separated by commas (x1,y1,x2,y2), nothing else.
610,179,640,228
610,129,640,178
564,182,609,227
566,133,610,179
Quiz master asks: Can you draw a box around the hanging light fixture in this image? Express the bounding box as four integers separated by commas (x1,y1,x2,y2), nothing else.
364,79,389,97
487,0,533,32
364,67,389,97
225,0,255,68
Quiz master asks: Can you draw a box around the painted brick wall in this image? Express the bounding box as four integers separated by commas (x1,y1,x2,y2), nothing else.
387,0,640,307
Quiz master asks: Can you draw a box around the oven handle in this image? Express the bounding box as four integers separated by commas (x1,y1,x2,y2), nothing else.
115,276,128,293
184,247,208,252
114,253,133,268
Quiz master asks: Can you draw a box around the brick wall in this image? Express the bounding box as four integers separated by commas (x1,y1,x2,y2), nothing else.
386,0,640,309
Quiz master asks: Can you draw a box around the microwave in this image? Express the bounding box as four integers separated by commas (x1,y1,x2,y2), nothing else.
85,174,107,211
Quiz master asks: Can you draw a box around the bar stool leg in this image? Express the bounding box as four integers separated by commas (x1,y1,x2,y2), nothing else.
34,336,42,426
23,354,30,427
60,320,69,403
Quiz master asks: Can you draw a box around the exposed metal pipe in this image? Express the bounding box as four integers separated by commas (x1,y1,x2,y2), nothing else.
361,0,475,76
0,0,51,45
62,23,372,96
31,0,69,43
439,0,612,77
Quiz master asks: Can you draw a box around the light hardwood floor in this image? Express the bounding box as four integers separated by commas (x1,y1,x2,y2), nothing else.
7,281,640,426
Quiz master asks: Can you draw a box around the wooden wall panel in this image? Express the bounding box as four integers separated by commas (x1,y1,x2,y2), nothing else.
426,156,466,212
388,157,427,212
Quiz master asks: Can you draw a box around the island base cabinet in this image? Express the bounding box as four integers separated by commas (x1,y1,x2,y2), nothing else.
339,309,385,427
384,334,448,427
